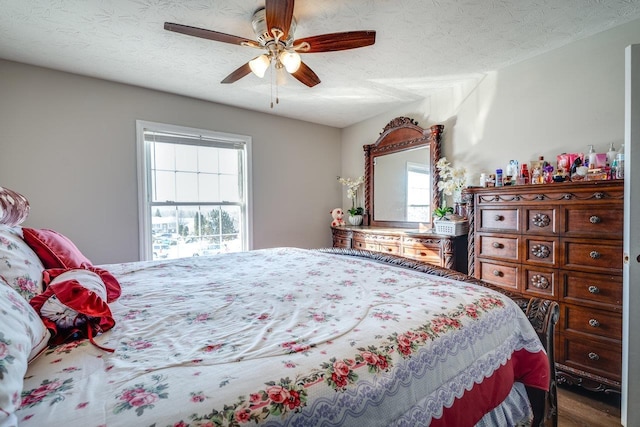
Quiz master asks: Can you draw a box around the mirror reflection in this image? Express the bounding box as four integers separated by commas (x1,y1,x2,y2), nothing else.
373,147,431,222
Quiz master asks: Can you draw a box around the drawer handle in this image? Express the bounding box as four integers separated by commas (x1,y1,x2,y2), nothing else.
492,269,502,277
588,285,600,294
590,250,601,259
588,352,600,361
492,242,503,249
531,274,550,289
532,213,551,228
419,252,427,256
531,244,551,259
589,215,602,224
588,319,601,327
493,215,504,221
387,248,393,252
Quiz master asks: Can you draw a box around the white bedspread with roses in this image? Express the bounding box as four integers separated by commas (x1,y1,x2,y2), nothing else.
17,248,545,426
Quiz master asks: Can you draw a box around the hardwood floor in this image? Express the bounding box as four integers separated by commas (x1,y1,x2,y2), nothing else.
558,385,621,426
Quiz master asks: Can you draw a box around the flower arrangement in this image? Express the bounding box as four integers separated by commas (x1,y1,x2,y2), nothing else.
337,176,364,216
434,157,467,219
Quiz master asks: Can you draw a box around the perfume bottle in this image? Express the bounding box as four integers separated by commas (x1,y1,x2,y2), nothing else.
606,142,617,166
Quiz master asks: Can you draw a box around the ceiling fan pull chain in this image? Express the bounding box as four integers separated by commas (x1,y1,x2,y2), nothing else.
270,62,274,109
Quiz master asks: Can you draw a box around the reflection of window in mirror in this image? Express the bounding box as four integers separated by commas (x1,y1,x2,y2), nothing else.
406,162,431,222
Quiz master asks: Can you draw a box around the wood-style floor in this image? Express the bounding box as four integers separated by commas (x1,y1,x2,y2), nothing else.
558,385,621,426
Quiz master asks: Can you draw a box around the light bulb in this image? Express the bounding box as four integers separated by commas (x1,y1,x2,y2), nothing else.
279,50,301,73
249,54,270,78
276,65,288,86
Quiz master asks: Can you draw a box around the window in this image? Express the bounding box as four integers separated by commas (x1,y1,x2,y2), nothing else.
136,121,252,261
406,162,430,222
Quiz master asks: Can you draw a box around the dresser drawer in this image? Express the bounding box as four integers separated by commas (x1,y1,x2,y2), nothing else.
563,240,622,273
525,237,558,266
478,208,519,232
561,270,622,309
564,207,623,238
522,266,556,297
353,238,371,250
562,305,622,341
524,208,558,234
560,336,621,383
401,246,441,264
378,243,400,255
332,236,351,248
478,260,519,290
478,234,518,261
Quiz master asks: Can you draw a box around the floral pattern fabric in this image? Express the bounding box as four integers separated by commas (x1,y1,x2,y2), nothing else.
17,248,547,427
0,225,44,300
0,277,50,427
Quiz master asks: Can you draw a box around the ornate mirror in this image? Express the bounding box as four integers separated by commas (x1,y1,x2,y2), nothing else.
364,117,443,228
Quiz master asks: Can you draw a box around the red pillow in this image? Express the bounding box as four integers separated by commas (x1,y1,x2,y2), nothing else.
30,269,115,352
22,227,122,302
44,267,121,303
22,227,92,269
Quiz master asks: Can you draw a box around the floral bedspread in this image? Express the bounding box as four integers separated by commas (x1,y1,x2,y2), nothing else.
17,248,548,427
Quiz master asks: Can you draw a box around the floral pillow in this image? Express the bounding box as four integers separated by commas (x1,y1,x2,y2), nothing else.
0,225,45,300
0,278,51,427
0,186,30,227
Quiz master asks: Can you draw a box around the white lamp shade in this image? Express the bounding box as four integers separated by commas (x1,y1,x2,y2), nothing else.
249,54,270,78
279,50,301,73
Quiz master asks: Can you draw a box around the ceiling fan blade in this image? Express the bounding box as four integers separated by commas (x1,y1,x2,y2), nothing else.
291,62,320,87
294,31,376,53
164,22,259,47
265,0,295,40
221,62,253,84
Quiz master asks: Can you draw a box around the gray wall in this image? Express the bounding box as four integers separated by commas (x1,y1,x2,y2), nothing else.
0,60,341,264
341,17,640,190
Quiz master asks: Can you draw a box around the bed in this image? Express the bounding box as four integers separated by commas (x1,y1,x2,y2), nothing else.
0,187,558,427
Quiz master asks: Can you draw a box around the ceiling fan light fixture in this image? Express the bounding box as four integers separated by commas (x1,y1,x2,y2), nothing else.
279,50,301,73
249,54,271,78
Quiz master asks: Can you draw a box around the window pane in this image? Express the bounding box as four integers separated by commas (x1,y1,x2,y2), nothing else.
175,144,198,172
198,173,220,202
198,146,219,173
153,171,175,202
219,149,239,175
154,142,175,170
175,172,198,202
220,174,240,202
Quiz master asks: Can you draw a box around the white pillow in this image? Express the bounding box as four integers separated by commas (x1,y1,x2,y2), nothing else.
0,225,45,300
0,278,50,427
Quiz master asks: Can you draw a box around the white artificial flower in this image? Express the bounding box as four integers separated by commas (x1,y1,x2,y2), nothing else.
436,157,467,196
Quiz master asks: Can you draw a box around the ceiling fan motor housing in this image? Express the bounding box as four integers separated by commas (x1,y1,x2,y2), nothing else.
252,7,296,47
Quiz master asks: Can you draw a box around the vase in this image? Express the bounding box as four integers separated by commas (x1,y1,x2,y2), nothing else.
348,214,363,226
452,189,466,217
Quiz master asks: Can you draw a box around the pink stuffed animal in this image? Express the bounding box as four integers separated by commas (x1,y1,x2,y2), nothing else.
330,208,346,226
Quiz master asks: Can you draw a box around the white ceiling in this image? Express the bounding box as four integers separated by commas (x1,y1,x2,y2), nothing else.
2,1,640,128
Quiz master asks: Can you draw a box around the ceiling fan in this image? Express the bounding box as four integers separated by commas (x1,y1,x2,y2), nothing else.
164,0,376,88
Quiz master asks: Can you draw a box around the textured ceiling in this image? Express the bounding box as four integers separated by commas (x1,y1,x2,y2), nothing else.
1,0,640,128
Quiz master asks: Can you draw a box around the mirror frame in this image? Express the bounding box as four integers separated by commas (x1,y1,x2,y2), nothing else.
364,117,443,228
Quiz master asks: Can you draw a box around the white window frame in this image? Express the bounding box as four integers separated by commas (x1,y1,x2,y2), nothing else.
136,120,253,260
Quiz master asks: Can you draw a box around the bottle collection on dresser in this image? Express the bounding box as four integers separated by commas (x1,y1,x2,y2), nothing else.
479,144,624,188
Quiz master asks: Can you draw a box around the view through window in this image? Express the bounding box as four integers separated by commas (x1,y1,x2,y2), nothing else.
136,121,252,261
406,162,430,221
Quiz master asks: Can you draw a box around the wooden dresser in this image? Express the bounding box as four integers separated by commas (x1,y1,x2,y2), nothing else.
465,180,624,393
331,226,468,273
